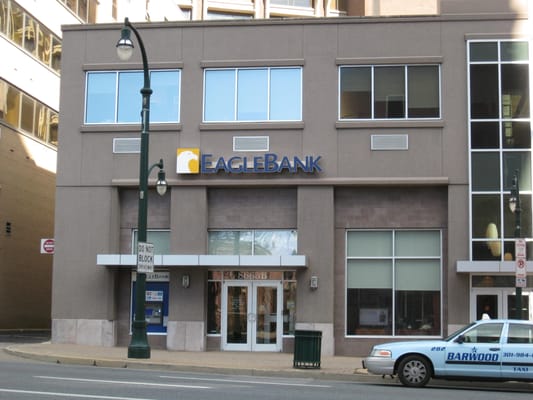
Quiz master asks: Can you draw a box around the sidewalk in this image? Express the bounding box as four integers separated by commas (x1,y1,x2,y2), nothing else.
4,342,369,381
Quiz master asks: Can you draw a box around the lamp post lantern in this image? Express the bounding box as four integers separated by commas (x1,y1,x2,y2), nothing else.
509,170,523,320
117,17,167,359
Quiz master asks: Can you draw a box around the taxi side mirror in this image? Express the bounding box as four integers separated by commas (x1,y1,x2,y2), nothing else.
455,335,465,344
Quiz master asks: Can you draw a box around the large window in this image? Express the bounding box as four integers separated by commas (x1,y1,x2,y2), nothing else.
339,65,440,120
0,78,58,147
203,67,302,122
469,40,532,260
346,230,441,336
0,0,61,73
85,70,181,124
208,230,297,255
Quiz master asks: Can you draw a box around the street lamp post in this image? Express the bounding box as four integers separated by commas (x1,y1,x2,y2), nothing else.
117,18,167,359
509,170,522,320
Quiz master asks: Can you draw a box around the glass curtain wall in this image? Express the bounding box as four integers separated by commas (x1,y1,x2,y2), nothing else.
0,78,58,146
469,41,532,260
0,0,62,73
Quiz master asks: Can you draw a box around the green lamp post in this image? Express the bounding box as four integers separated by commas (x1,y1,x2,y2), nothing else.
509,170,523,320
117,17,168,359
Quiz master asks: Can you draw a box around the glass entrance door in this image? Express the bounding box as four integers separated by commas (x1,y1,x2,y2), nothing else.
222,281,282,351
472,289,532,320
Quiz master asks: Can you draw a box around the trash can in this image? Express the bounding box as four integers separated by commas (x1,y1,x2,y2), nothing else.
293,330,322,369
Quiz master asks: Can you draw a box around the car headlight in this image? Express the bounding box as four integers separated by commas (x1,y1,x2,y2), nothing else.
370,348,392,358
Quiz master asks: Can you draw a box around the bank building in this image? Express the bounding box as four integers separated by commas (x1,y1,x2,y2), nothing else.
52,0,533,356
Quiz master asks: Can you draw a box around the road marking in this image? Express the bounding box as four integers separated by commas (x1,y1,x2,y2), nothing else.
35,376,211,389
0,388,156,400
159,375,331,388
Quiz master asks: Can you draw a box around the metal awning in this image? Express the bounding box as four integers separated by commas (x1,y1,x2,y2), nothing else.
97,254,307,268
457,260,532,273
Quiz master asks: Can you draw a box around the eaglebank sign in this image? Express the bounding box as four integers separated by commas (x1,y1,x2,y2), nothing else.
176,148,322,174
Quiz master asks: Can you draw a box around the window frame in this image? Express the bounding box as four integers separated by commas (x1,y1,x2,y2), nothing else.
0,78,58,147
468,39,532,261
208,229,298,256
345,229,443,338
84,69,181,125
203,66,303,123
1,0,61,73
338,64,441,121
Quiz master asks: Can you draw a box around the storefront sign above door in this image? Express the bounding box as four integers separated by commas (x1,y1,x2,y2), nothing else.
176,148,322,174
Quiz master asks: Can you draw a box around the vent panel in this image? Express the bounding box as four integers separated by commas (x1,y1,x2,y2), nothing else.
233,136,269,152
371,134,408,151
113,138,141,153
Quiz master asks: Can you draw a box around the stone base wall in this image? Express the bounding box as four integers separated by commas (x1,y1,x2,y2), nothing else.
166,321,205,351
52,319,116,347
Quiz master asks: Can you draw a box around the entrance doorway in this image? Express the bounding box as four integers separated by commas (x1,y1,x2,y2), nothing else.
472,288,532,320
221,281,282,351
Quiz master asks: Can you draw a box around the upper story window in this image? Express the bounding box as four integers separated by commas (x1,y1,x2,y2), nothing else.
270,0,312,6
0,78,58,147
0,0,62,73
206,11,253,20
59,0,98,23
203,67,302,122
339,65,440,120
329,0,347,11
85,70,181,124
208,230,297,256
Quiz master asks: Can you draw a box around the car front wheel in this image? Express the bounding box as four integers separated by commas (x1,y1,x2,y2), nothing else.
397,355,431,388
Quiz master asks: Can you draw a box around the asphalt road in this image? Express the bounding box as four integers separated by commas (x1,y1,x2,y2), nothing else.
0,356,532,400
1,334,532,399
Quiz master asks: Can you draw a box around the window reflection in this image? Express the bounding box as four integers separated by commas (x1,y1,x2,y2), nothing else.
1,0,61,72
9,1,23,46
20,94,35,133
271,0,312,6
207,272,297,336
0,0,7,33
208,230,297,256
0,78,58,147
347,230,441,337
339,65,440,120
204,67,302,122
501,64,530,118
60,0,97,23
85,70,180,124
469,41,531,261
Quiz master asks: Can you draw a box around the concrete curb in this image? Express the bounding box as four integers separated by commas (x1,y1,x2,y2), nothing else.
4,345,372,382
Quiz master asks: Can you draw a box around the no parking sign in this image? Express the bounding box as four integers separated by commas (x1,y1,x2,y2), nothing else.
515,239,527,288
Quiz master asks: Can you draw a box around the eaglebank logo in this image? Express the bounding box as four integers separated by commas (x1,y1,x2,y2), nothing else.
176,148,200,173
176,148,322,175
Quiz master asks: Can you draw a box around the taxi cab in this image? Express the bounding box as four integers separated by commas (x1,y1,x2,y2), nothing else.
363,319,533,387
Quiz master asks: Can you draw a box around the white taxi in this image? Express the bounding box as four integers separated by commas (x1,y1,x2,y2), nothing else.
363,319,533,387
